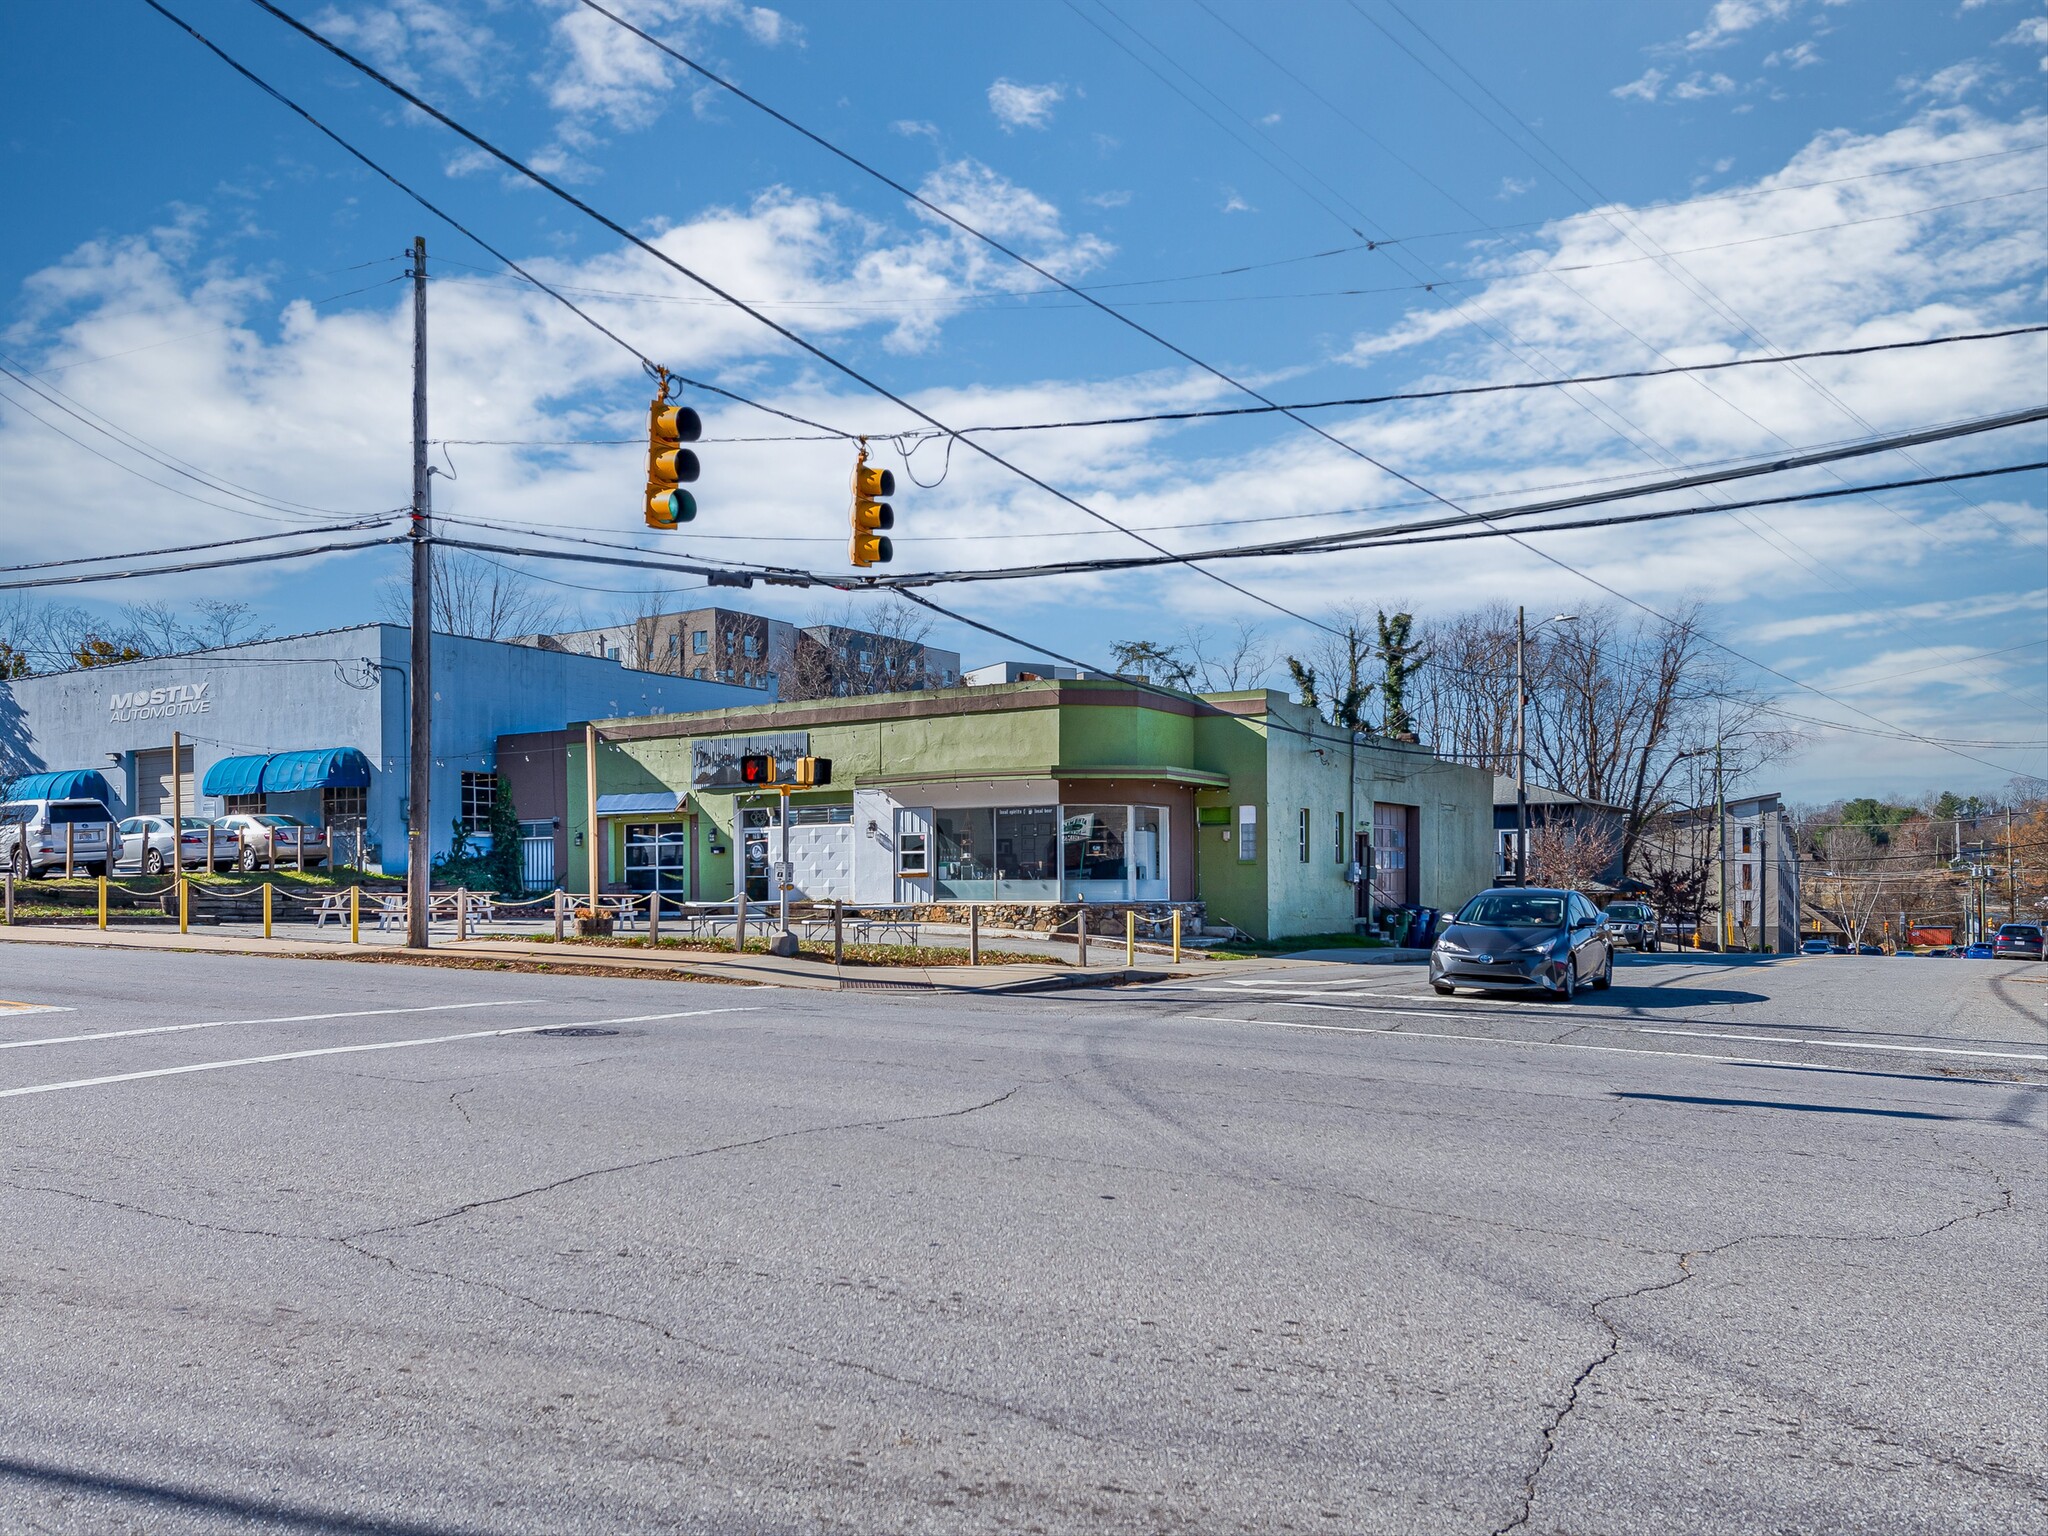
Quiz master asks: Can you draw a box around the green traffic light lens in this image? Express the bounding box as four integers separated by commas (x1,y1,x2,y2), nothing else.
672,490,697,523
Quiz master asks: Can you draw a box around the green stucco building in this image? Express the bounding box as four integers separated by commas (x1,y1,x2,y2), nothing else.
500,679,1493,940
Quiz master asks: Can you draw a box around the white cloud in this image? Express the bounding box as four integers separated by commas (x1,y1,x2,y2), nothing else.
1613,68,1667,101
1498,176,1537,199
1765,40,1822,68
891,119,939,141
1671,71,1741,99
1220,188,1254,214
1259,112,1282,127
1900,60,1988,100
539,0,798,143
987,79,1065,132
1085,189,1133,209
1682,0,1797,52
309,1,498,96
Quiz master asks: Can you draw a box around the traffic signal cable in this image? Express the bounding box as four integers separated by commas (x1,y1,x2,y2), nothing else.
135,0,853,443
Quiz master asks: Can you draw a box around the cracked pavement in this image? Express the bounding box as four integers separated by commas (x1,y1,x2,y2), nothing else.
0,945,2043,1533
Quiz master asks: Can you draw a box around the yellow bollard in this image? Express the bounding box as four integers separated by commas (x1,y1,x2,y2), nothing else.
1126,909,1135,966
350,884,360,944
1172,909,1182,965
178,877,189,934
98,874,108,931
262,880,273,939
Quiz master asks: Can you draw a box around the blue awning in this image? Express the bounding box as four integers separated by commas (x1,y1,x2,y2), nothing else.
5,769,116,805
201,749,372,798
201,754,270,797
595,792,681,816
261,748,373,793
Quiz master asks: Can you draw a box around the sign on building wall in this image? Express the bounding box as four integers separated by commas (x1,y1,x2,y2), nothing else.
690,732,810,789
108,682,212,723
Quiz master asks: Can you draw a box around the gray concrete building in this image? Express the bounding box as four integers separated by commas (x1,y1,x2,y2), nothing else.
0,626,756,876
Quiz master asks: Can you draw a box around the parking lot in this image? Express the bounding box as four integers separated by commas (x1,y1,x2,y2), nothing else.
0,943,2043,1533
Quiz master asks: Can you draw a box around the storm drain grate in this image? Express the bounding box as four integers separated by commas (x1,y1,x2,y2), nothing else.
536,1026,621,1038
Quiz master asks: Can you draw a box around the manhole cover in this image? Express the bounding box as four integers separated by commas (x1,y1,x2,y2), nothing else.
536,1026,621,1038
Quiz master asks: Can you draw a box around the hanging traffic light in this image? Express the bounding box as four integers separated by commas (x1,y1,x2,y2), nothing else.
850,442,894,567
646,375,701,530
792,756,833,787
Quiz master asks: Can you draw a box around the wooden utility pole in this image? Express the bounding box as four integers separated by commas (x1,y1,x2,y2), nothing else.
406,236,433,949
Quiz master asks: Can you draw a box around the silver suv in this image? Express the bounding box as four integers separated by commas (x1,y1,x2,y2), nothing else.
1,798,119,878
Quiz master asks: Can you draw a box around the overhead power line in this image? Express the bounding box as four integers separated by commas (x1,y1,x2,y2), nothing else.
136,0,851,442
0,536,408,593
0,515,404,575
222,0,1365,643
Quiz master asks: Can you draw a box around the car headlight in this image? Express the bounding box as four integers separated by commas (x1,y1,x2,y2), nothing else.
1517,934,1567,957
1436,936,1467,956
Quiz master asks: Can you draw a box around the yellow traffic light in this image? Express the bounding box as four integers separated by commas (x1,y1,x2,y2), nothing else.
849,444,894,567
646,393,701,530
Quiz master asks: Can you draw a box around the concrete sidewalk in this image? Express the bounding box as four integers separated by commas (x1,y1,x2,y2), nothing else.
0,920,1200,994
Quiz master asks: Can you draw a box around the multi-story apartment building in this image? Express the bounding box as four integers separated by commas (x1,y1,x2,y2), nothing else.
1636,790,1801,952
523,607,962,699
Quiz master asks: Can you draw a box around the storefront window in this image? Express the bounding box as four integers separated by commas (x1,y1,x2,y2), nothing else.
932,806,1059,900
1062,805,1129,901
1131,805,1167,899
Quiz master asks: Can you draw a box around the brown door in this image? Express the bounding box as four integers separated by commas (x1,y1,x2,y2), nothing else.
1372,804,1417,909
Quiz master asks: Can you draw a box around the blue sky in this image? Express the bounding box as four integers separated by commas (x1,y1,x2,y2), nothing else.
2,0,2044,802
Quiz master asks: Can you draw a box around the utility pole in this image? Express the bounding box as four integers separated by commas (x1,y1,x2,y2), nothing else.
1514,605,1528,888
2007,806,2016,928
1714,739,1728,953
406,236,432,950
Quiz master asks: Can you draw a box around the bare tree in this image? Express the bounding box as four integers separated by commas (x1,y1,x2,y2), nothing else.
1110,639,1196,691
1411,603,1519,772
1182,620,1272,692
1807,828,1893,950
184,598,272,650
1526,817,1622,891
1285,603,1373,731
783,597,937,700
379,551,569,640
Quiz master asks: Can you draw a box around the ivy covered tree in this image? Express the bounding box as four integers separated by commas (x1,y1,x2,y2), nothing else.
1375,611,1427,741
485,774,523,894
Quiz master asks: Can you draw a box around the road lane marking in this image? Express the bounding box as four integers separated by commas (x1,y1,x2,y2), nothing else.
0,1000,539,1054
1179,1015,2048,1078
1184,1009,2048,1067
0,1008,758,1100
1636,1027,2048,1064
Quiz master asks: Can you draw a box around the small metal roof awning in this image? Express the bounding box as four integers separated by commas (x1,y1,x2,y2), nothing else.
201,748,373,798
262,748,373,793
595,791,683,816
5,769,117,805
202,755,270,797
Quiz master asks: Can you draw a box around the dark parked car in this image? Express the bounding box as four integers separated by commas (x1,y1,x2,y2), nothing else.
1800,938,1833,955
1993,923,2044,961
1599,901,1658,951
1430,887,1614,1000
1856,943,1885,956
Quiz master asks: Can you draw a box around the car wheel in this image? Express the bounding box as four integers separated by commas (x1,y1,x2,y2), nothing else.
143,848,164,875
1553,962,1576,1003
1593,951,1613,991
239,847,258,872
7,845,27,882
1431,980,1455,996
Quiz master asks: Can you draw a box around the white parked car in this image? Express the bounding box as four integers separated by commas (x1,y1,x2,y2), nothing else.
215,813,329,870
1,797,118,878
113,816,240,874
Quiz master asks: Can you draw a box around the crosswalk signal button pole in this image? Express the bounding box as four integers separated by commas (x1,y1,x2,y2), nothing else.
645,371,702,530
850,442,894,567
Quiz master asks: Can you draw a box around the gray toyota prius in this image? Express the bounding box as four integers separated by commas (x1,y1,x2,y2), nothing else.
1430,887,1615,1000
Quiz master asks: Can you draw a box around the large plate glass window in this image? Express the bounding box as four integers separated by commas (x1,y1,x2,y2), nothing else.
740,803,777,902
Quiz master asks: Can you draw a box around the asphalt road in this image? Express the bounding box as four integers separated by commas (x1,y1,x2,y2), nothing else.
1,945,2043,1535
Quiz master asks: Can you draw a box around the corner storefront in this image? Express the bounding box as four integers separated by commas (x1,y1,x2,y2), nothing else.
517,680,1493,939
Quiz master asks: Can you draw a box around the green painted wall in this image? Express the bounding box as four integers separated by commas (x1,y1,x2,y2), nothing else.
1191,699,1271,937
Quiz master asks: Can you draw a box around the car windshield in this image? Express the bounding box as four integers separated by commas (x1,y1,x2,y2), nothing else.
49,802,113,824
1604,904,1648,921
1457,892,1567,928
254,815,304,827
178,817,212,830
